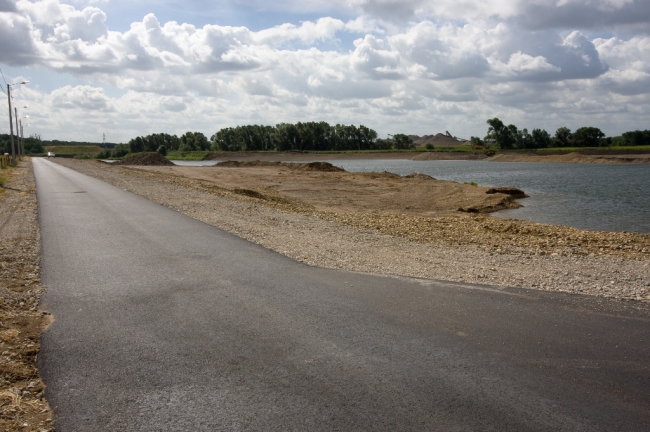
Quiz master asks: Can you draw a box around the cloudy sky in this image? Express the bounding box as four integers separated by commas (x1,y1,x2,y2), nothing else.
1,0,649,143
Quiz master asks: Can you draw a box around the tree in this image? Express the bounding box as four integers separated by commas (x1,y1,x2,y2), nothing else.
129,136,144,153
512,126,532,149
554,127,572,147
112,143,130,158
621,130,650,146
531,128,552,149
572,127,605,147
157,145,167,156
486,118,517,149
392,134,414,149
180,132,209,151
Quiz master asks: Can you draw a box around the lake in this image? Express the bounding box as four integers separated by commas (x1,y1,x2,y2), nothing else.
171,159,650,233
325,160,650,233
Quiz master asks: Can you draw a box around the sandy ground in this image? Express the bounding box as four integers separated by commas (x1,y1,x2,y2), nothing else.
135,162,522,215
51,159,649,304
488,152,650,164
0,160,53,431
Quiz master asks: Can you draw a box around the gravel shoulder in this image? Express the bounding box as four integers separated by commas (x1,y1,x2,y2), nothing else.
0,160,52,431
53,158,650,303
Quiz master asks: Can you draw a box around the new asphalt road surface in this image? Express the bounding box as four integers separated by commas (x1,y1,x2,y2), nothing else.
34,158,650,431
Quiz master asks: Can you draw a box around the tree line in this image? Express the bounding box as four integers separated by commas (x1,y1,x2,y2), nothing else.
110,123,415,157
212,122,398,152
0,134,44,155
473,118,650,150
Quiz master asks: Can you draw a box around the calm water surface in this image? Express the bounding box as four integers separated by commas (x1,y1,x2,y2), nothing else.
324,160,650,234
171,160,220,166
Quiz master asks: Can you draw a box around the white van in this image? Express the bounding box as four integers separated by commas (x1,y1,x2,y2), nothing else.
47,152,55,158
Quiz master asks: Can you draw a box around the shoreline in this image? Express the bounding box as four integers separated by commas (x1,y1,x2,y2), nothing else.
201,150,650,164
51,159,650,303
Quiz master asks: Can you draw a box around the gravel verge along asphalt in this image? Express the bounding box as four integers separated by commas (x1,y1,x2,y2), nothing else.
53,158,650,303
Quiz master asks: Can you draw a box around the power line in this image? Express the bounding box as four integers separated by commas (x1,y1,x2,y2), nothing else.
0,68,8,86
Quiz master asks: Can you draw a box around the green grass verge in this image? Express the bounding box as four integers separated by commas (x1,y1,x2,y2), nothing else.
44,145,105,155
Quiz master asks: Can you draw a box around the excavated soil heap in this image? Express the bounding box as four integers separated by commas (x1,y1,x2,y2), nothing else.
115,153,174,166
288,162,344,172
217,160,345,172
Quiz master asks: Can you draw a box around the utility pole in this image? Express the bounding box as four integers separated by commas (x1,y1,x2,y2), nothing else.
14,107,20,159
7,84,16,166
20,119,24,157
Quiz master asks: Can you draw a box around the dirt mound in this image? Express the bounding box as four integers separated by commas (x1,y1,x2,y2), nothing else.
486,187,529,198
413,133,468,147
404,173,436,180
217,160,345,172
115,153,174,166
217,160,279,168
287,162,344,172
365,171,402,180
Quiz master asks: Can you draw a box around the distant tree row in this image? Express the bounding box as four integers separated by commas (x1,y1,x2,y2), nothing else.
473,118,650,150
126,132,210,154
211,122,405,152
43,140,116,149
0,134,44,155
616,129,650,146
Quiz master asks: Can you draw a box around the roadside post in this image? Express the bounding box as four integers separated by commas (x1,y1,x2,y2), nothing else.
5,81,29,166
7,84,15,166
14,107,20,160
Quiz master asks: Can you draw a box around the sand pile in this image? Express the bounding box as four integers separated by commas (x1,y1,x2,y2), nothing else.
115,153,174,166
217,160,345,172
413,133,467,147
287,162,344,172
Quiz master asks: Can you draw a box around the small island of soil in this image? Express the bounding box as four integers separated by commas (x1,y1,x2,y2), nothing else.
133,161,524,216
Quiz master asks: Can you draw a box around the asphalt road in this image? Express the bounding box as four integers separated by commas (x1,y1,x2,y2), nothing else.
34,158,650,431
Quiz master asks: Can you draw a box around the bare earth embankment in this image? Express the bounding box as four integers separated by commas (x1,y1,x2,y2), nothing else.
0,160,52,431
488,152,650,164
53,159,649,303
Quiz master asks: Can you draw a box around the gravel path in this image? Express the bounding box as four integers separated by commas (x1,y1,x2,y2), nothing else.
53,159,650,303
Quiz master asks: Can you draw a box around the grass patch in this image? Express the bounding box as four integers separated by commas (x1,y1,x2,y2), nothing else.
166,151,211,161
0,167,14,196
44,145,104,155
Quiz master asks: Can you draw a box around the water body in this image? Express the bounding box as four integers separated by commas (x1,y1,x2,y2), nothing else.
171,160,220,166
324,160,650,234
168,158,649,233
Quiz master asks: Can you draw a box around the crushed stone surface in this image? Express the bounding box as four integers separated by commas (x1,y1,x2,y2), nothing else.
54,159,650,303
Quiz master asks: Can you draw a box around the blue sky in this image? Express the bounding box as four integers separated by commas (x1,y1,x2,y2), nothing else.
1,0,649,143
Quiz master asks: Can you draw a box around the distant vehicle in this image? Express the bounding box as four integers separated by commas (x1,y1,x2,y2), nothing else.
47,152,56,158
